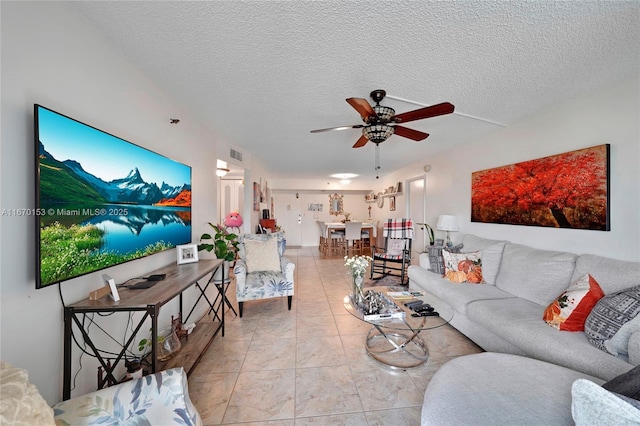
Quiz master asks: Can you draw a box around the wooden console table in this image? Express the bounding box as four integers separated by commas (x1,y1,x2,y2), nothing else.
62,259,225,400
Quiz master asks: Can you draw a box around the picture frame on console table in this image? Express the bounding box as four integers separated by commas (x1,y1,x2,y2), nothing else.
176,244,198,264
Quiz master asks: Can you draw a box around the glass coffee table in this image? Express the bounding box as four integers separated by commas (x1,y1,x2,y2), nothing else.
344,286,453,369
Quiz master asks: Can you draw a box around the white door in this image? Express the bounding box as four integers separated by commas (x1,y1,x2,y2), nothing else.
407,176,426,261
274,193,302,247
220,179,244,220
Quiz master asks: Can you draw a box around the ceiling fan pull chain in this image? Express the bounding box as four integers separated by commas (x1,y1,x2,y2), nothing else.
375,144,381,179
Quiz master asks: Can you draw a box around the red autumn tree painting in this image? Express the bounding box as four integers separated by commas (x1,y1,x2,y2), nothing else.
471,144,609,230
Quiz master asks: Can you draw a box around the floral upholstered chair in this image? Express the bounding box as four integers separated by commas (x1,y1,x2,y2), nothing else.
52,367,201,425
0,360,201,426
234,233,295,317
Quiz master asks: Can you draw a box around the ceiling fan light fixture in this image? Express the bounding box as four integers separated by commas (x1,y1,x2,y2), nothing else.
363,124,394,144
373,105,395,121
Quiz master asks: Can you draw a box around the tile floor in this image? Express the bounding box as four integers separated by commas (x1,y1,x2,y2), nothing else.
189,246,483,425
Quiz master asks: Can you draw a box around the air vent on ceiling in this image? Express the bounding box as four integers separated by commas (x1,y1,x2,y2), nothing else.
230,148,243,162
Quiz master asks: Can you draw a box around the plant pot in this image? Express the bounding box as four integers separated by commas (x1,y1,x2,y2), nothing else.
213,260,231,283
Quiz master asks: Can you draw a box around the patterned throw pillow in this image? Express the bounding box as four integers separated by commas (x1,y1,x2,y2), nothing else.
386,239,405,256
244,237,281,273
585,284,640,354
543,273,605,331
442,250,483,283
602,364,640,401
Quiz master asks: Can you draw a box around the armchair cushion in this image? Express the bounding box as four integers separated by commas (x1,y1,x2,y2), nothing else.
244,237,280,272
53,367,201,425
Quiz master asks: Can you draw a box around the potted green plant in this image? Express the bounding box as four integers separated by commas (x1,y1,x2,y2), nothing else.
197,222,239,261
417,223,435,246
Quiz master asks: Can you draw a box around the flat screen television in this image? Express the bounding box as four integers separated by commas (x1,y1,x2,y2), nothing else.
34,104,192,289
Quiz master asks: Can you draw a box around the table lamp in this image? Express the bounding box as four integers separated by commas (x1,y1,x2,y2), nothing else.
437,215,459,247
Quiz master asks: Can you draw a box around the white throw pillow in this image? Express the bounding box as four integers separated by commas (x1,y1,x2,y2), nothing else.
244,237,280,273
0,360,55,426
572,379,640,425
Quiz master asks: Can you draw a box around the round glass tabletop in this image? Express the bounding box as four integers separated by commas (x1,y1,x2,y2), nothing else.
343,286,454,368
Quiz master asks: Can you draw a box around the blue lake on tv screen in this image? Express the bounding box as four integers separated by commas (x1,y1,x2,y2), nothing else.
83,205,191,255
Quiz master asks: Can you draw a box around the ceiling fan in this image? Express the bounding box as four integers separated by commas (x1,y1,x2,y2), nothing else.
310,89,455,148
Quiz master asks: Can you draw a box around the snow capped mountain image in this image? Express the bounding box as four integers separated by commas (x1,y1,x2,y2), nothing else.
61,160,186,206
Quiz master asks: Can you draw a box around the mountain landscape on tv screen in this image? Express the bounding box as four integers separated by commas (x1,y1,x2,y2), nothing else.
38,141,191,207
37,140,192,287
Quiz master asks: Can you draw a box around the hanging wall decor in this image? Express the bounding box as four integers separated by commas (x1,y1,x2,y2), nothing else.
471,144,610,230
253,182,261,211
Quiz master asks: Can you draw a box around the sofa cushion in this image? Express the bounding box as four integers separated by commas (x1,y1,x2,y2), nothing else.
466,298,634,380
585,285,640,356
495,242,577,306
543,274,604,331
572,254,640,295
443,250,483,283
423,353,604,426
408,266,515,315
572,379,640,425
461,235,507,284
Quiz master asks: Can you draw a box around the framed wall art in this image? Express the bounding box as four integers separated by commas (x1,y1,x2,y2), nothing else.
471,144,610,230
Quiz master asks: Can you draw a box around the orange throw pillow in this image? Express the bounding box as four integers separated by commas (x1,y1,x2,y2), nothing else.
543,274,605,331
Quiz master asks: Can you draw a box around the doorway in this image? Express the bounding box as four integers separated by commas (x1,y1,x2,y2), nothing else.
407,176,426,261
274,192,302,247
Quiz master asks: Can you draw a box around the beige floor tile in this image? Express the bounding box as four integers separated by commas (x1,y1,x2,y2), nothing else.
294,412,368,425
195,338,250,373
254,315,297,340
296,314,339,337
242,337,297,371
364,406,422,426
223,369,296,423
296,335,347,368
189,371,238,425
295,365,363,417
349,362,424,410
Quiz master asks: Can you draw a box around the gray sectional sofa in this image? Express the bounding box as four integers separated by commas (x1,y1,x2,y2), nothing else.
409,234,639,380
409,234,640,424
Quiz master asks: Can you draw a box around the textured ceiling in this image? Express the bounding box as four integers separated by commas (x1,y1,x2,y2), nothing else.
72,1,639,181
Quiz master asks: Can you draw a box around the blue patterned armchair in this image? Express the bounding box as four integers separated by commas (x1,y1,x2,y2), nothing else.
53,367,201,425
234,233,295,317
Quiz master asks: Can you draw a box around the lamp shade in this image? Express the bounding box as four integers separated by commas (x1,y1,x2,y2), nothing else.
437,215,459,232
216,167,230,177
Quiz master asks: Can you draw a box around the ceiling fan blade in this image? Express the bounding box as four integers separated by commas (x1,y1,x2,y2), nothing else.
310,124,364,133
393,125,429,141
392,102,455,124
352,135,369,148
346,98,377,120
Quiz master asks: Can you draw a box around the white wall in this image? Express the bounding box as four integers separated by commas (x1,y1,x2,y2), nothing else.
389,78,640,261
1,2,222,403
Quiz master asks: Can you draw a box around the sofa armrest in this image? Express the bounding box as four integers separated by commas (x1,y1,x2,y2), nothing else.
53,367,202,426
629,331,640,366
419,252,431,269
234,259,247,293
